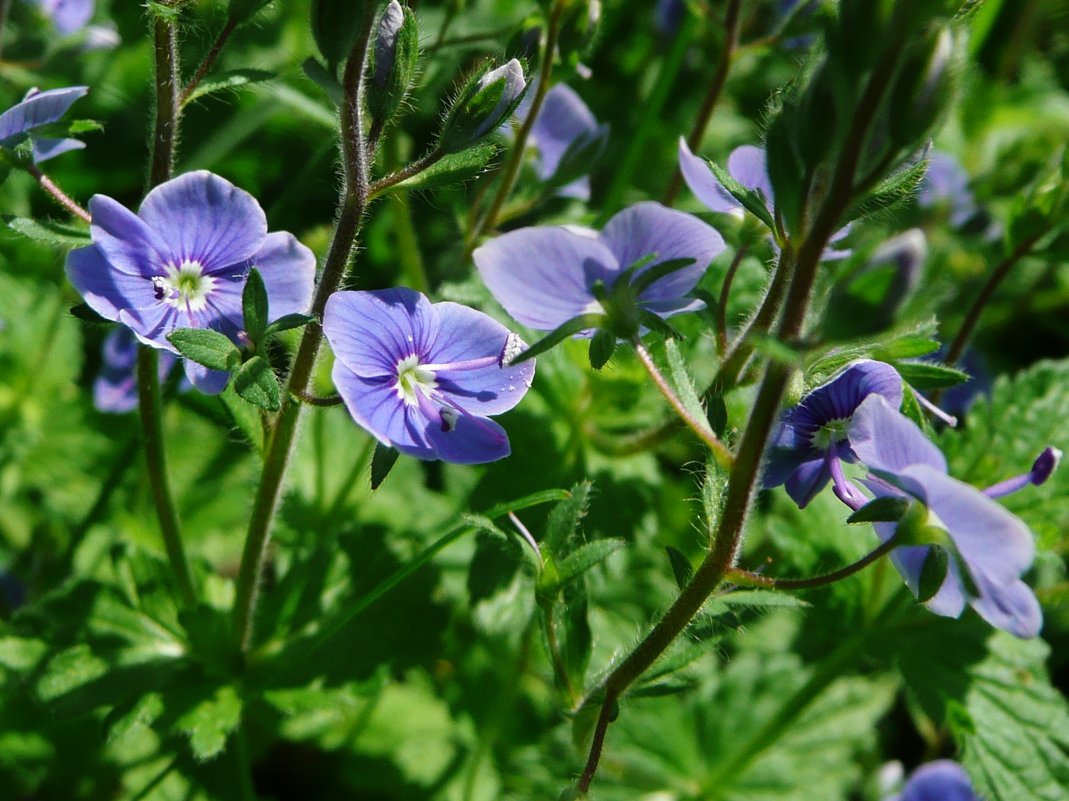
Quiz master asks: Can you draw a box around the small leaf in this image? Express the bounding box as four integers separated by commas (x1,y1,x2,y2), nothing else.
894,360,970,390
2,214,90,246
370,442,399,489
265,313,316,336
168,328,242,372
664,338,717,441
302,57,344,105
554,539,626,588
849,157,929,219
872,336,940,360
310,0,368,70
847,496,910,524
70,302,107,323
228,0,275,23
176,684,243,761
708,159,776,230
393,144,500,193
233,356,281,411
183,69,275,105
588,329,616,369
631,257,697,295
917,547,948,602
545,481,593,557
665,546,693,591
242,268,269,345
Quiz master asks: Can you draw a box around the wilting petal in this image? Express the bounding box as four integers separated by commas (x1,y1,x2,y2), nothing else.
678,137,740,213
324,289,439,379
727,145,773,208
251,231,316,320
139,171,267,269
67,245,157,319
0,85,88,144
600,202,724,302
428,302,535,416
474,226,617,330
849,395,946,475
88,195,169,277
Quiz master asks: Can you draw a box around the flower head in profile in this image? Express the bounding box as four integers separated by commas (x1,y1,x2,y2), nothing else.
474,201,725,338
67,171,316,394
892,761,979,801
677,138,850,260
323,288,535,464
0,85,88,163
524,82,608,201
849,394,1046,638
764,360,904,508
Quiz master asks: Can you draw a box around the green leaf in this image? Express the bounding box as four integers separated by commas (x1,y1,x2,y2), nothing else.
183,68,275,105
664,338,717,442
554,539,626,587
848,156,929,219
176,684,243,761
707,159,777,230
665,546,694,590
233,355,281,411
545,481,592,557
311,0,370,70
370,442,399,490
393,144,500,192
265,312,316,336
36,644,107,704
168,328,242,372
302,57,344,105
242,268,268,345
846,496,910,524
872,336,940,360
894,360,970,390
228,0,275,23
2,214,90,246
511,313,607,365
631,258,697,295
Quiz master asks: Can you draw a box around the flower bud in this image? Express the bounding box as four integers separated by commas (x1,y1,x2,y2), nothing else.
439,59,527,154
368,1,418,130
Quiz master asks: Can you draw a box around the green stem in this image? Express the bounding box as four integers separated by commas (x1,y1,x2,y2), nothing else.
662,0,742,206
463,0,564,256
543,603,576,702
715,244,748,355
149,1,181,189
137,347,196,606
727,536,899,591
25,165,91,222
391,191,429,293
179,15,239,107
232,9,379,654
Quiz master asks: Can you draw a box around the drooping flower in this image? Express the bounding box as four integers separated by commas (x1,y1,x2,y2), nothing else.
66,171,316,394
677,137,851,259
322,288,535,464
94,327,188,414
525,82,608,201
893,761,979,801
0,85,88,163
763,360,904,508
473,201,725,333
849,394,1042,638
30,0,93,35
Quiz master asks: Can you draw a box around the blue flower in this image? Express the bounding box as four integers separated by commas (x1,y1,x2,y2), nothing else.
30,0,94,35
677,137,851,260
0,85,88,163
66,171,316,394
917,151,978,228
849,394,1043,638
526,83,608,201
94,327,190,414
322,288,536,464
893,760,979,801
764,360,904,508
473,201,725,332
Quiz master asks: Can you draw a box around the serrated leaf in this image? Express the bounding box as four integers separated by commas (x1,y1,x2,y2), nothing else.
36,644,107,703
393,144,500,192
176,684,243,761
545,481,592,557
872,336,940,360
894,360,970,389
233,355,280,411
242,268,268,344
554,539,626,587
370,442,399,489
2,214,90,246
183,69,275,105
168,328,242,371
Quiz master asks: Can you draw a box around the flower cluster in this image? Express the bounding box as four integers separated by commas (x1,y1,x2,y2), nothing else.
67,171,316,393
766,359,1057,638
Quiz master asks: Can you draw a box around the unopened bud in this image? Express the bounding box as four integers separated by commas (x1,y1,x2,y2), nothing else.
439,59,527,153
368,1,418,129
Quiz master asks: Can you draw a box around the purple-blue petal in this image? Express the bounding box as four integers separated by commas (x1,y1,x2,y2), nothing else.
332,362,432,457
968,574,1042,639
0,85,88,143
727,145,773,209
324,289,439,379
784,457,831,508
427,301,535,416
87,194,169,277
424,411,511,464
530,83,600,184
474,226,616,330
93,327,177,413
250,231,316,320
901,761,979,801
849,394,946,475
678,137,741,213
66,245,158,321
37,0,94,34
183,360,231,395
1030,446,1061,486
30,135,85,163
138,171,267,270
599,202,725,303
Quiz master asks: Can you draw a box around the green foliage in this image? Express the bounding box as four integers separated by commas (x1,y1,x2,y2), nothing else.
183,69,275,106
392,144,501,193
168,328,242,372
232,356,280,411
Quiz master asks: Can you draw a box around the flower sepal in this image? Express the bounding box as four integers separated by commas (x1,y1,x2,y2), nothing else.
508,312,608,367
439,59,527,154
887,497,949,549
916,547,950,603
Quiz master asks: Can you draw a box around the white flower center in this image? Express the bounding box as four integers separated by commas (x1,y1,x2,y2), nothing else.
153,260,216,312
395,354,437,407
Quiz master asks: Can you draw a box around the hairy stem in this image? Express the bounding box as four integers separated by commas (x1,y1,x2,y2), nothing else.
715,244,748,355
26,165,91,222
728,536,899,591
463,0,564,256
633,339,734,469
149,1,181,189
179,15,239,107
662,0,742,206
137,347,196,606
368,148,445,198
232,10,378,654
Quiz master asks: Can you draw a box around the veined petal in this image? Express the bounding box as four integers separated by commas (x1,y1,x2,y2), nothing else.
784,457,831,508
66,245,158,320
600,202,725,302
531,83,600,181
30,135,85,163
0,85,88,143
250,231,316,319
677,137,740,213
474,226,617,330
324,289,440,379
424,411,511,464
427,301,535,416
139,171,267,270
849,394,946,474
332,360,435,458
968,574,1042,639
88,194,170,277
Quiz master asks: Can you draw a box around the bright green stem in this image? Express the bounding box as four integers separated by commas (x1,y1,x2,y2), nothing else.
232,11,378,654
137,347,196,607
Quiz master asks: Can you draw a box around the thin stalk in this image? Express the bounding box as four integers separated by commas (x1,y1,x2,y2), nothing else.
293,389,343,407
368,148,444,198
715,244,748,355
0,0,10,60
633,339,733,469
25,165,92,222
463,0,564,256
727,536,898,591
179,15,239,107
137,347,196,606
149,2,181,189
232,11,378,654
662,0,742,206
543,603,576,702
944,232,1045,366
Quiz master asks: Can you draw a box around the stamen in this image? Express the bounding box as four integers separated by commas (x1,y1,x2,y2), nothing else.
912,387,957,428
983,446,1062,499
